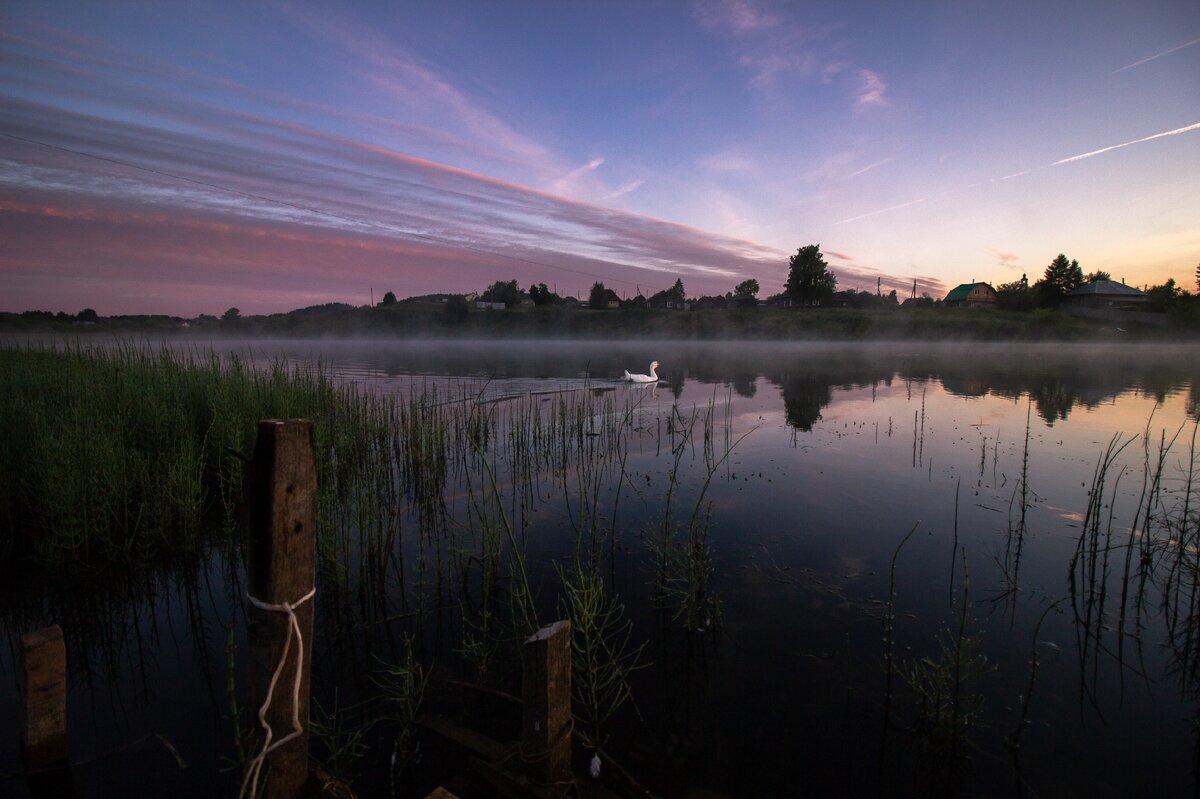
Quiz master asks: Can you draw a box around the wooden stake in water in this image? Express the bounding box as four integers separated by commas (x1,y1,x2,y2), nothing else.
247,420,317,799
521,620,573,788
20,625,67,771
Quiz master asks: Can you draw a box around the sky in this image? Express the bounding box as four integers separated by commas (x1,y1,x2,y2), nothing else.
1,1,1198,316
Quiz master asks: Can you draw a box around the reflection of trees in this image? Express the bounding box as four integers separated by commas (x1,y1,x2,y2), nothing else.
268,342,1197,428
731,374,757,398
1032,381,1078,425
777,373,833,431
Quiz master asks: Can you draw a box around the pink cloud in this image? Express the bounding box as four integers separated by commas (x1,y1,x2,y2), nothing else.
693,0,778,34
854,69,888,109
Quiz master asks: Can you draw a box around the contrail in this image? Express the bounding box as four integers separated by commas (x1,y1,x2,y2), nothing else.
834,197,926,225
1051,122,1200,165
1113,37,1200,73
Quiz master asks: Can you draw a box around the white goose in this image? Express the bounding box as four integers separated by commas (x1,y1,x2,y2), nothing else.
623,360,659,383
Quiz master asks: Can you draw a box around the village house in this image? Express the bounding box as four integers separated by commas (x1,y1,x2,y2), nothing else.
647,288,687,310
942,282,997,307
1062,279,1147,310
595,288,622,309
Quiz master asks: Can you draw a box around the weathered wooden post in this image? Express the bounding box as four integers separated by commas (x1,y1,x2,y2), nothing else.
245,420,317,799
20,625,67,770
521,620,573,789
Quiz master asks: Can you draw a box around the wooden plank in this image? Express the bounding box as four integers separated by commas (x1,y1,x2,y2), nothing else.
520,620,572,788
423,788,461,799
247,419,317,799
20,625,67,771
419,713,506,761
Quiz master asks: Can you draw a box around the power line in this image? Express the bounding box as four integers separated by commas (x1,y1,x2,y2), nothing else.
1,130,676,295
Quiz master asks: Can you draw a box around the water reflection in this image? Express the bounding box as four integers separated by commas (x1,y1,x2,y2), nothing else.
261,340,1197,428
4,340,1199,798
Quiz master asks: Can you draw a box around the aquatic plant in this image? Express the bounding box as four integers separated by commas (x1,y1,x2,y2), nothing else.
901,551,993,775
374,641,429,778
309,690,373,784
558,559,646,750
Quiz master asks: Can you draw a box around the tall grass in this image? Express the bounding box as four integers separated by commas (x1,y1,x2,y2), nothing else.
0,342,393,570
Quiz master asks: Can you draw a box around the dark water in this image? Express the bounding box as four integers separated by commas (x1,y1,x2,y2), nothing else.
3,340,1199,797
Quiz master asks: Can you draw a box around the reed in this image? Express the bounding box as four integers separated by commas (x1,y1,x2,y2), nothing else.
0,342,396,572
900,550,993,779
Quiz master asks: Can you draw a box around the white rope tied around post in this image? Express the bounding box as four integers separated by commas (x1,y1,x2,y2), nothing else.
238,586,316,799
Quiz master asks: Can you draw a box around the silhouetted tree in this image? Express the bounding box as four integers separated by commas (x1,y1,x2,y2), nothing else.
589,282,610,309
1034,254,1083,307
1084,270,1111,284
735,278,760,298
381,291,397,305
481,279,521,307
222,307,241,323
443,294,469,323
996,273,1036,311
785,245,837,306
1145,278,1184,312
1194,262,1199,294
76,308,99,323
672,278,686,302
529,283,559,306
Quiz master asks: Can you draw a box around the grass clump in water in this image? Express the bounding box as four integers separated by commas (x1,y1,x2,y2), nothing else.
0,342,392,571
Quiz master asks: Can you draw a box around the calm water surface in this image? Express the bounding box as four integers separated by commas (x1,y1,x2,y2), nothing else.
3,340,1198,797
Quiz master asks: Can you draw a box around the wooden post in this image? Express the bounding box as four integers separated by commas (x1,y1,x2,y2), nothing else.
247,420,317,799
521,620,572,788
20,625,67,771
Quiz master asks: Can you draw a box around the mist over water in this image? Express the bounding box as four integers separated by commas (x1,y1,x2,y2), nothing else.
2,339,1198,797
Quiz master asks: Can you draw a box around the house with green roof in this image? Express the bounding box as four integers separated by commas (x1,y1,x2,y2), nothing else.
943,282,997,307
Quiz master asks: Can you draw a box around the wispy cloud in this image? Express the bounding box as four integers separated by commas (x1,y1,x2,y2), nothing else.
847,158,889,178
854,69,888,109
692,0,778,34
1051,122,1200,165
698,150,758,175
550,156,605,194
982,247,1020,267
1113,36,1200,73
601,180,644,202
282,5,561,177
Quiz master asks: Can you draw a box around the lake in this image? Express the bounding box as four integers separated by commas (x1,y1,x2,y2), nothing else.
2,339,1198,797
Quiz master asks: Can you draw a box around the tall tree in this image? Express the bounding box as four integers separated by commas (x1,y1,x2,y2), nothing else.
481,279,521,307
1035,254,1083,307
529,283,558,306
381,291,397,305
735,278,760,298
1194,262,1199,294
1084,270,1111,284
671,278,686,301
785,245,837,306
589,282,610,309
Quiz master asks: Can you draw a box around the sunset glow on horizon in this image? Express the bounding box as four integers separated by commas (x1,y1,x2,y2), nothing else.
2,1,1198,316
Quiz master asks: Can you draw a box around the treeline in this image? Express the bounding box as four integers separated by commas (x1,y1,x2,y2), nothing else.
996,253,1199,315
